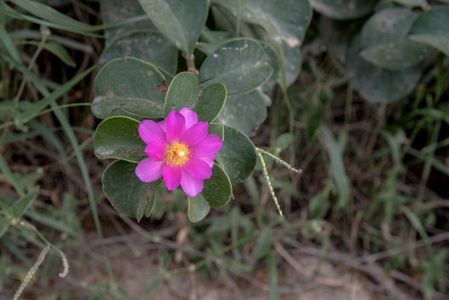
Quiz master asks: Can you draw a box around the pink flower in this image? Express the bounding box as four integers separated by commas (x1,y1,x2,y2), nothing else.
135,108,223,197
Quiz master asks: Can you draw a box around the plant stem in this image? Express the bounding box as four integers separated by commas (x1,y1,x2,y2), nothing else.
36,102,91,118
235,0,241,37
14,29,51,108
184,53,198,75
256,147,302,174
257,150,283,217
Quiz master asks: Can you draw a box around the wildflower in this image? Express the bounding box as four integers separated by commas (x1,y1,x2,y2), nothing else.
136,108,223,197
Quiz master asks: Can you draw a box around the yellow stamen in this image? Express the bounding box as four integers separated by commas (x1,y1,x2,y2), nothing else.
165,143,190,167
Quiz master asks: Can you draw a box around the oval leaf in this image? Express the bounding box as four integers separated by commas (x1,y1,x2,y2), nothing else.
360,40,432,70
310,0,379,20
202,163,232,208
101,0,157,40
94,116,146,162
212,0,312,46
408,7,449,57
359,8,431,69
102,160,160,221
216,126,257,184
163,74,227,122
164,72,201,116
392,0,427,6
100,31,178,74
216,90,267,135
199,39,273,95
208,123,224,140
193,83,227,123
92,57,166,119
138,0,208,54
188,193,211,222
360,8,417,49
100,0,179,72
346,35,421,103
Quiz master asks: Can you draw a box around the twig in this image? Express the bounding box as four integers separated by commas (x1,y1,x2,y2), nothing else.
358,231,449,264
274,242,343,288
283,238,411,300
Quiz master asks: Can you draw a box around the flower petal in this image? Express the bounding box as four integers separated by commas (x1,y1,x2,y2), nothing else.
180,107,198,131
181,122,208,146
184,157,212,180
166,110,185,143
181,169,204,197
139,120,166,145
163,165,182,190
200,155,216,168
135,157,163,182
157,119,167,132
190,134,223,157
145,139,166,161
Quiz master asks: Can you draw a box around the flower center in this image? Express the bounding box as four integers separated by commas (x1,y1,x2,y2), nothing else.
165,143,190,167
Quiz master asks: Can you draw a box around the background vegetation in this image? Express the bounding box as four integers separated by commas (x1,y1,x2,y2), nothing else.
1,0,448,299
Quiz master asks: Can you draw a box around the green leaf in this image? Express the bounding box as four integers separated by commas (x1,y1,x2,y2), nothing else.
27,211,78,237
360,40,432,70
216,126,257,184
187,193,211,222
101,0,157,40
253,230,271,261
145,187,158,218
309,0,379,20
0,101,15,123
309,186,330,219
281,43,303,87
138,0,208,54
0,216,9,239
346,34,421,103
8,0,98,33
266,249,279,300
360,8,415,47
408,7,449,57
202,163,232,208
11,187,39,219
199,39,273,96
94,116,146,163
100,0,178,72
0,154,24,196
318,17,363,62
92,57,166,119
212,0,312,46
102,160,160,221
100,31,178,73
399,206,429,241
321,126,350,208
260,43,280,91
43,42,76,67
194,83,227,123
216,90,267,135
392,0,427,6
208,123,224,140
163,73,227,122
262,41,302,89
164,72,201,116
20,66,95,123
306,100,327,140
0,22,21,63
359,8,431,70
